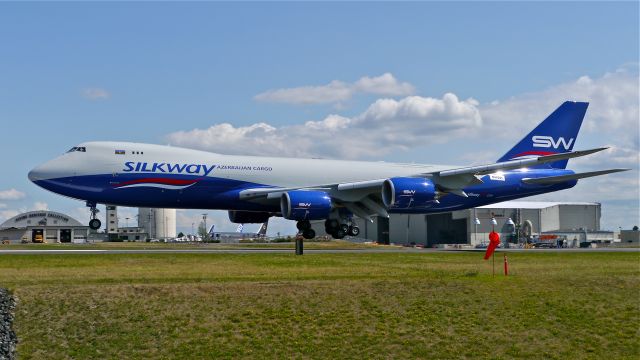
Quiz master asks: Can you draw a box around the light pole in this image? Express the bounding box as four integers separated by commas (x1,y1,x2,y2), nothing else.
474,217,481,246
406,215,410,245
202,213,208,241
506,218,515,248
125,217,130,229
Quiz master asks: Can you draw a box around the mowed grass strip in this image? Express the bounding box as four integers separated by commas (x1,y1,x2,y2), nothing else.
1,252,638,359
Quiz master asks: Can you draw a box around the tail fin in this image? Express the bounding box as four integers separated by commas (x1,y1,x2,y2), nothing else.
257,222,268,236
497,101,588,169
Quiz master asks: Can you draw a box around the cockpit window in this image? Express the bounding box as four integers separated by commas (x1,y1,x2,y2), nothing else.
67,146,86,153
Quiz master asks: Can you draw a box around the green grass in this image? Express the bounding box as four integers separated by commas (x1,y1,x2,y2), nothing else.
1,251,638,359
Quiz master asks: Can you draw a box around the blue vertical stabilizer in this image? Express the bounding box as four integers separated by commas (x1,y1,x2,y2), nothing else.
497,101,588,169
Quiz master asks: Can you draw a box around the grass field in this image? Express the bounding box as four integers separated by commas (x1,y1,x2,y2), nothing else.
1,251,638,359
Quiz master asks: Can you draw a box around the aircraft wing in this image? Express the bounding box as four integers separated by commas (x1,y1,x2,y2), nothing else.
238,147,612,221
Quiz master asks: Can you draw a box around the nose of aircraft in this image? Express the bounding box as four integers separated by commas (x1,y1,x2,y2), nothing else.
29,149,85,185
28,158,68,183
28,164,46,182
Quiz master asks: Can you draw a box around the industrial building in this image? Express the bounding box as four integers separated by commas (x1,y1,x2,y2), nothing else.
313,201,612,247
138,208,177,240
0,210,91,243
116,226,149,242
106,207,177,241
619,229,640,245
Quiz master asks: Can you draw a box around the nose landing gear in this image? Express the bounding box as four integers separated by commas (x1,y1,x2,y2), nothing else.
86,202,101,230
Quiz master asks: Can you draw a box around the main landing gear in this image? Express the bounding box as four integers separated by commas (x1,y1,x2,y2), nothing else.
296,220,315,239
324,219,359,239
87,202,101,230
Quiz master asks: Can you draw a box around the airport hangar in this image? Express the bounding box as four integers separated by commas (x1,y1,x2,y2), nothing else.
312,201,612,247
0,207,178,244
0,210,91,243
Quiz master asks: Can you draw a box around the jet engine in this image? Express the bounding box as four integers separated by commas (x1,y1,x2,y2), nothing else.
280,190,332,221
228,210,271,224
382,177,438,208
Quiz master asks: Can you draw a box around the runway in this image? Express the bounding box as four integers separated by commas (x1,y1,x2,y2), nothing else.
0,247,637,255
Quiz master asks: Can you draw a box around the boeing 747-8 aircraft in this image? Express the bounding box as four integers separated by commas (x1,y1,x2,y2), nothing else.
28,102,628,239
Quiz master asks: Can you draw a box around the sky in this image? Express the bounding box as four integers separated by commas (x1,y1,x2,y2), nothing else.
0,2,638,236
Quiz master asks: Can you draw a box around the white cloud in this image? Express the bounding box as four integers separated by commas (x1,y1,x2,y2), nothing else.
0,210,20,224
168,92,481,159
32,202,48,211
171,67,637,164
82,87,110,100
0,189,26,201
254,73,415,105
255,80,352,105
480,65,639,147
353,73,416,96
0,204,6,209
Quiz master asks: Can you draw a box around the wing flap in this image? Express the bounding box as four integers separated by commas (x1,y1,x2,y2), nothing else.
521,169,629,184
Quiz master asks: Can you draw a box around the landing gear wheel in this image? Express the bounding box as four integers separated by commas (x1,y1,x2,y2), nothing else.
302,229,316,239
325,219,339,235
332,229,346,239
348,226,360,237
340,224,349,234
325,219,339,230
296,220,311,231
87,202,101,230
89,219,101,230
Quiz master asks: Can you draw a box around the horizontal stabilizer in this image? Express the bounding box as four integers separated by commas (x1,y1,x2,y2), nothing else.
521,169,629,184
438,147,608,177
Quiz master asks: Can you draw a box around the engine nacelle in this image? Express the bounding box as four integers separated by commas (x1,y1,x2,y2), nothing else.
382,177,437,208
280,190,332,221
228,210,271,224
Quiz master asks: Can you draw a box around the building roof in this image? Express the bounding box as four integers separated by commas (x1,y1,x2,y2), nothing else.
0,210,84,229
477,201,599,210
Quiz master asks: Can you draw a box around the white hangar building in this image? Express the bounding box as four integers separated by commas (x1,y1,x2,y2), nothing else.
317,201,609,247
0,210,91,243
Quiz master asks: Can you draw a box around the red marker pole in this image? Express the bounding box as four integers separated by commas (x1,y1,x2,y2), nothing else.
485,228,501,277
503,254,509,276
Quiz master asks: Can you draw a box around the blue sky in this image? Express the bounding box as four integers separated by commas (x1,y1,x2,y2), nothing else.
0,2,638,235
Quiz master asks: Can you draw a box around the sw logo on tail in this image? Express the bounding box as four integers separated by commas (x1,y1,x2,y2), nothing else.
532,136,575,150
